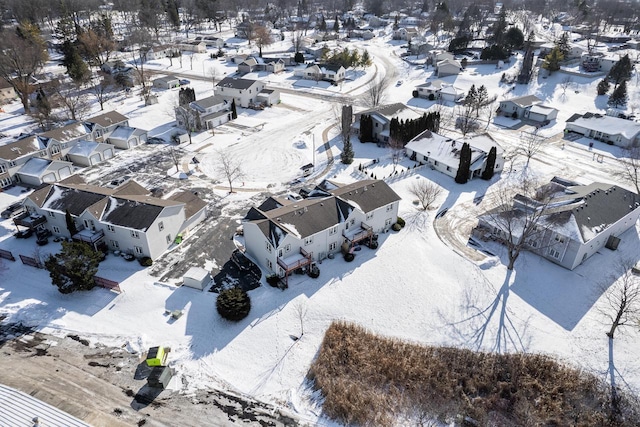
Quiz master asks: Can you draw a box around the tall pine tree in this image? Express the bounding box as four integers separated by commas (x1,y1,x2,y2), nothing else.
481,146,497,180
455,143,471,184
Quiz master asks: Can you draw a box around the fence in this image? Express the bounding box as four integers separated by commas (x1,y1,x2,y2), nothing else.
0,249,15,262
94,276,121,293
19,254,43,269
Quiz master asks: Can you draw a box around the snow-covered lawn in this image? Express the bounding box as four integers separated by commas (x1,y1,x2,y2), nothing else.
0,27,639,425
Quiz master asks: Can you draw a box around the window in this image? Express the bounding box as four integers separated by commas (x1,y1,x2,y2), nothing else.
278,248,283,257
329,241,337,251
423,155,428,161
285,244,291,253
52,226,60,233
48,211,55,218
434,160,438,166
554,234,565,243
304,236,313,245
50,145,60,155
446,166,451,171
527,239,538,248
329,226,338,235
266,259,273,270
9,161,16,167
134,246,143,255
386,204,394,212
266,241,272,253
366,212,374,220
111,240,119,249
0,177,11,187
548,248,561,259
350,219,355,225
0,164,6,173
131,230,140,238
107,224,115,232
166,234,172,244
158,221,164,231
385,218,393,226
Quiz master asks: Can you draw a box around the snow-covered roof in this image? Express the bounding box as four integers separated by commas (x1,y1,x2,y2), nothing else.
357,103,422,124
67,140,101,157
0,135,41,160
529,104,558,116
184,266,210,282
17,158,70,177
566,113,640,140
108,125,145,141
501,95,542,108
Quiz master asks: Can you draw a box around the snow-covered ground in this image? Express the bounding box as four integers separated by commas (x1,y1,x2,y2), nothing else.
1,28,640,425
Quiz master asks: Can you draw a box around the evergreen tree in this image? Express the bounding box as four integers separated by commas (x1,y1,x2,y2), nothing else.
607,54,632,87
294,52,304,63
319,16,327,32
165,0,180,29
597,79,610,95
360,49,372,67
481,146,497,180
65,210,78,236
504,27,524,50
489,9,507,46
61,40,90,83
455,143,471,184
45,241,102,294
231,99,238,119
359,114,373,142
178,87,195,106
542,46,563,73
341,137,354,164
608,80,628,107
333,16,340,33
556,32,570,57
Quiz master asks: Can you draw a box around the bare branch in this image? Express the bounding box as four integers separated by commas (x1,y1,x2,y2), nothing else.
409,180,443,210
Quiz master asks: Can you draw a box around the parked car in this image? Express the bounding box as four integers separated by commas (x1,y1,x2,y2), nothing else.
147,137,165,144
179,79,191,85
396,80,403,86
1,202,24,219
106,175,132,188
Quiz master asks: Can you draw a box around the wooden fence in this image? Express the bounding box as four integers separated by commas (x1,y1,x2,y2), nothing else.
94,276,121,293
0,249,15,262
19,254,42,269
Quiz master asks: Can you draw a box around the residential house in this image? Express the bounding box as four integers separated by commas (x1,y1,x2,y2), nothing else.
405,131,504,181
242,179,401,278
353,103,423,144
144,44,178,61
300,63,346,83
415,80,464,102
196,36,225,48
237,57,259,74
235,21,253,39
177,40,207,53
188,95,232,129
498,95,558,124
15,158,74,187
477,178,640,270
436,58,462,77
66,140,116,167
393,27,419,41
85,111,130,141
565,112,640,147
22,179,208,260
581,53,618,73
255,88,280,107
0,79,16,104
152,76,180,90
106,126,147,149
214,76,274,108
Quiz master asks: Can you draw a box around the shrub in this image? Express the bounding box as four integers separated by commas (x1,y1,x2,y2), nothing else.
216,287,251,321
428,93,435,101
511,111,518,119
308,264,320,278
266,274,280,287
138,256,152,267
392,223,402,231
343,252,355,262
396,217,406,228
412,90,419,98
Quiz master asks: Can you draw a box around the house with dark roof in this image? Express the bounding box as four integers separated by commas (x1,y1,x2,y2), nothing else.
565,112,640,147
21,179,208,259
66,140,116,167
242,179,401,279
300,63,346,83
477,178,640,270
214,76,279,108
352,103,423,144
84,111,130,141
498,95,558,123
187,95,232,129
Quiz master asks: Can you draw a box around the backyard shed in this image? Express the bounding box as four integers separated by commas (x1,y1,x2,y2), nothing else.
147,366,173,389
146,346,167,366
183,267,211,290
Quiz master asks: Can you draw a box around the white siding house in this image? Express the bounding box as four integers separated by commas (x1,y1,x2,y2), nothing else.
565,112,640,147
242,179,401,279
214,76,266,108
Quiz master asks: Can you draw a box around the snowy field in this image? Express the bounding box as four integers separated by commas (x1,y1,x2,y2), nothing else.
1,26,640,425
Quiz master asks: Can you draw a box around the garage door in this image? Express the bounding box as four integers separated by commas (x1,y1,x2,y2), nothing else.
90,153,101,165
130,137,138,147
104,149,114,159
58,166,71,179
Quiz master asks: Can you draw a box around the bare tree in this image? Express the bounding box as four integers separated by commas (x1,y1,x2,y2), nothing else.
481,176,556,270
614,147,640,195
216,150,244,193
517,129,546,167
254,24,273,57
51,79,91,121
560,76,573,97
207,66,220,89
599,261,640,339
292,30,306,55
0,24,49,113
174,106,200,144
362,74,391,108
90,74,115,111
410,180,443,210
455,102,478,136
388,137,404,173
77,28,117,67
168,146,181,173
